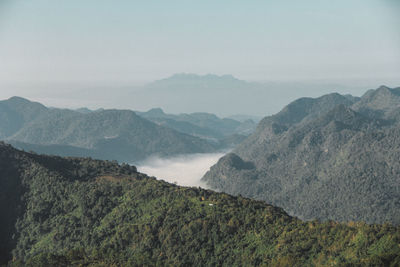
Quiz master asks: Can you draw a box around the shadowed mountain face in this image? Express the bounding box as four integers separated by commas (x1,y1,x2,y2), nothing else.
203,86,400,224
0,97,218,162
1,143,399,266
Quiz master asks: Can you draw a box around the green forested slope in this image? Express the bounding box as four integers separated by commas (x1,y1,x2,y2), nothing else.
0,97,217,162
0,97,48,138
1,143,399,266
202,86,400,224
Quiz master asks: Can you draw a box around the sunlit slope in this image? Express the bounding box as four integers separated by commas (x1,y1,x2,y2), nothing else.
1,143,399,266
203,86,400,224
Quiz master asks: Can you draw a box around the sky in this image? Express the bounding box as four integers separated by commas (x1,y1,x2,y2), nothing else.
0,0,399,108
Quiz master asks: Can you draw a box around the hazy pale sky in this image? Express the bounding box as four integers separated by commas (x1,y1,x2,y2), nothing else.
0,0,399,87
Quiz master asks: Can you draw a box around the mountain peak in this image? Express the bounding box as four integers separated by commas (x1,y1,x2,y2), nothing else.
363,85,400,98
145,108,165,116
218,153,255,170
353,85,400,112
3,96,47,111
266,92,353,127
375,85,393,95
6,96,32,104
377,85,390,90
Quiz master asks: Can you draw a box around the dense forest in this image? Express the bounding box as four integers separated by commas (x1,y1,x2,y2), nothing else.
1,143,399,266
1,96,253,163
203,86,400,224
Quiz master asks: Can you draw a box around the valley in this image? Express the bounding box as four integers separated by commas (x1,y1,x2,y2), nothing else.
0,143,399,266
137,152,226,187
1,85,400,266
1,1,400,264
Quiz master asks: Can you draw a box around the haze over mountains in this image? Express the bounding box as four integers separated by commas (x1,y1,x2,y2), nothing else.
0,96,255,163
2,1,400,265
3,84,400,226
1,84,400,265
4,73,386,118
203,85,400,224
120,73,384,116
137,107,256,143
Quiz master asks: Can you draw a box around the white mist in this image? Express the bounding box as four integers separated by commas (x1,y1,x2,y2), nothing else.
137,152,225,188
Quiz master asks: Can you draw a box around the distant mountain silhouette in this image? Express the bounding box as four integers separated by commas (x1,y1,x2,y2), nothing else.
134,73,262,116
130,73,367,116
147,73,248,90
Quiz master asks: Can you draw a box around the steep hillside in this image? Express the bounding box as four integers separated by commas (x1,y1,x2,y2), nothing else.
352,86,400,117
0,97,217,162
10,109,216,162
203,86,400,224
0,97,47,138
1,143,399,266
232,93,357,160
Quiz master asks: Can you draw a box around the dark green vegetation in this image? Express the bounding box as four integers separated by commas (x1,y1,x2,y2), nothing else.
203,86,400,224
1,143,400,266
0,97,220,162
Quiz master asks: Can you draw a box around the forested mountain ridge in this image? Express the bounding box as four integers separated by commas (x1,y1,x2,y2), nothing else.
10,109,216,161
0,97,218,162
0,97,48,138
137,108,256,141
1,143,400,266
203,86,400,224
352,86,400,117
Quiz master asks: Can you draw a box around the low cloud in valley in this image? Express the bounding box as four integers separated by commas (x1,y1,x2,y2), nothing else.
137,152,225,188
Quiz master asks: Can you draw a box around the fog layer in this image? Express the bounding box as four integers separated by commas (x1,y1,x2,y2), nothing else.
137,152,225,188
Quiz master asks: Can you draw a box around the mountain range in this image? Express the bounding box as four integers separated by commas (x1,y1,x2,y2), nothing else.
136,108,255,143
203,86,400,224
1,143,399,266
0,97,253,163
131,73,367,117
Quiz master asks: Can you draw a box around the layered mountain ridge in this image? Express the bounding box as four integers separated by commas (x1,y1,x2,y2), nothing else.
203,86,400,224
1,143,399,266
0,97,228,162
136,108,256,142
0,96,256,163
